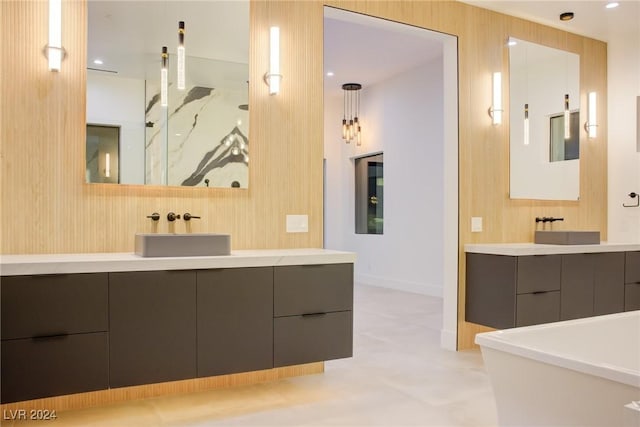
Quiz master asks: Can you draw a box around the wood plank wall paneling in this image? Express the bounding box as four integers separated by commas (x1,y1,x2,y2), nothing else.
0,1,608,350
0,0,324,254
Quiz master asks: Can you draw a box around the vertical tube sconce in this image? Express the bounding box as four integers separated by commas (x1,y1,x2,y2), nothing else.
584,91,597,138
105,153,111,178
161,46,168,107
177,21,186,90
524,103,530,146
564,94,571,139
48,0,63,71
489,72,503,125
264,27,281,95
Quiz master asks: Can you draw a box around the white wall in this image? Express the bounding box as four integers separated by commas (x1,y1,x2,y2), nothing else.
324,57,445,297
607,26,640,243
87,72,146,184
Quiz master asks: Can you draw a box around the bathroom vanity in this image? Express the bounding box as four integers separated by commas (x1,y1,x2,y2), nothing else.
0,249,355,405
465,243,640,329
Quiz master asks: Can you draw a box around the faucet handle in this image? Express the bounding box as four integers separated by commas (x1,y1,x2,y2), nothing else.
183,213,201,221
146,212,160,221
167,212,181,222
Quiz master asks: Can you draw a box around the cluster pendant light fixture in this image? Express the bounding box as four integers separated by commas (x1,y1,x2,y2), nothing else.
342,83,362,145
160,21,186,108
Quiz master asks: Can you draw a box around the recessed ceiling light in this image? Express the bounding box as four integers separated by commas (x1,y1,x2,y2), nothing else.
605,2,619,9
326,71,334,77
93,59,103,65
559,12,574,21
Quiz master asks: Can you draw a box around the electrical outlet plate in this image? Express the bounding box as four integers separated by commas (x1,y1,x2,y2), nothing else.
286,215,309,233
471,217,483,232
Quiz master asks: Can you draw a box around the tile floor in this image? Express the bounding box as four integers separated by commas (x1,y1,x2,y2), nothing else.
8,284,498,426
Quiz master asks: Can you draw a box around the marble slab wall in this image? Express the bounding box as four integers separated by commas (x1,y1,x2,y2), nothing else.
145,82,249,188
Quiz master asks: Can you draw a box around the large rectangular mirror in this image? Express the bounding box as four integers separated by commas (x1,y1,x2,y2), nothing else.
509,37,580,200
86,1,249,188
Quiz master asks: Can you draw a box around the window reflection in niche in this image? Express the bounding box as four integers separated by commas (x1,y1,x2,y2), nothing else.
355,153,383,235
86,124,120,184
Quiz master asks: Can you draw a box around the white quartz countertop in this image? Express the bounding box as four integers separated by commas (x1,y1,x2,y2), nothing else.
465,242,640,256
0,249,357,276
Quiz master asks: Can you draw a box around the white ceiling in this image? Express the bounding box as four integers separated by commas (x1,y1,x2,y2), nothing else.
323,7,448,98
460,0,640,42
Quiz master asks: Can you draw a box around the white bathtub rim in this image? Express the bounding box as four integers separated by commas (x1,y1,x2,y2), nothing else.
475,312,640,389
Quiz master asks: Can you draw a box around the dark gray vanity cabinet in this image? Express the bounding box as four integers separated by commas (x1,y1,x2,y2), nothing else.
197,268,273,377
0,274,109,403
561,253,625,320
273,264,353,367
625,251,640,311
109,270,197,388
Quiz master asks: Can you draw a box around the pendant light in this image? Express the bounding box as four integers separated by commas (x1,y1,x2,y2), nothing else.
342,83,362,146
177,21,186,90
161,46,168,107
564,94,570,139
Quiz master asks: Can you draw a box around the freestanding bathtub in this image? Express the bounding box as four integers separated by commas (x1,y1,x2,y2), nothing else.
476,310,640,427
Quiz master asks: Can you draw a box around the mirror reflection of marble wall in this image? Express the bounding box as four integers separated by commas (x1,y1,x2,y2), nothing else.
509,37,580,200
86,1,249,188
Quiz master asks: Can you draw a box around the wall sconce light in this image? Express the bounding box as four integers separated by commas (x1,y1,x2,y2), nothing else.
564,94,571,139
264,26,282,95
524,103,530,146
488,72,503,125
177,21,186,90
341,83,362,145
46,0,65,71
104,153,111,178
584,91,597,138
161,46,168,107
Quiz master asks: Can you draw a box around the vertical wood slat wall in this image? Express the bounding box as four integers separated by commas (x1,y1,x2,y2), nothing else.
0,1,607,350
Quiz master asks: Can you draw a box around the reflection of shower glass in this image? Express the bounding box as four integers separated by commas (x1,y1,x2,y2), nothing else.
161,47,168,107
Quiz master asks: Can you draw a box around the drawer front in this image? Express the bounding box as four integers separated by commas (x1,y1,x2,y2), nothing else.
516,256,561,294
516,291,560,327
274,311,353,367
274,264,353,316
625,283,640,311
1,332,109,403
625,251,640,284
1,273,108,340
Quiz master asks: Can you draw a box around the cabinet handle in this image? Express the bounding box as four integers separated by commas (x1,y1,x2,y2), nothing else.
531,291,548,295
302,312,327,318
31,333,68,341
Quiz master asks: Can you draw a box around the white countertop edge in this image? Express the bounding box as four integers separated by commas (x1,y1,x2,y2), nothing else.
464,242,640,256
0,249,357,276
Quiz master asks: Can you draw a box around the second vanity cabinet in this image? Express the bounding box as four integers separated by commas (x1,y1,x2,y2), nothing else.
625,251,640,310
466,251,632,329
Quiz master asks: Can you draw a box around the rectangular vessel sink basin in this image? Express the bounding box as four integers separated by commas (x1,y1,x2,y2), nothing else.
135,233,231,257
534,230,600,245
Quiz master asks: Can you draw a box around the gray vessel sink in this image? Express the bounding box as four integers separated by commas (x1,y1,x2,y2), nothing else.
534,230,600,245
135,233,231,257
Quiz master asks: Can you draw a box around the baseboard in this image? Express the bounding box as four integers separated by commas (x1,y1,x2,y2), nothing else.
355,273,443,298
440,328,457,351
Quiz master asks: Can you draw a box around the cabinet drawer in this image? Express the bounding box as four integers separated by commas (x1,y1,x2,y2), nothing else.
1,273,108,340
1,332,108,403
516,256,561,294
516,291,560,327
274,311,353,367
625,251,640,284
274,264,353,316
625,283,640,311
